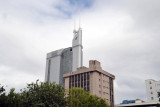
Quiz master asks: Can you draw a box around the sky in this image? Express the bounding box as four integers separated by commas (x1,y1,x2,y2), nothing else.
0,0,160,104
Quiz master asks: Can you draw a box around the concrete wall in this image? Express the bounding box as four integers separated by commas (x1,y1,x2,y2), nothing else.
146,79,160,102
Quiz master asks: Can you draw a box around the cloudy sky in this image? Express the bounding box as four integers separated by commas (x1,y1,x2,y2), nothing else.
0,0,160,104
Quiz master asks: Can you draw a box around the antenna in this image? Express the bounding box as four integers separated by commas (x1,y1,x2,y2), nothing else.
74,18,76,31
79,13,81,28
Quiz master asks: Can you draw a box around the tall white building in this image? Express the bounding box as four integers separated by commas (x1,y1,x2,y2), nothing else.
145,79,160,102
45,27,83,86
72,28,83,71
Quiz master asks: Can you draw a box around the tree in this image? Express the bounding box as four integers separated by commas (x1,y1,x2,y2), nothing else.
7,88,21,107
0,80,66,107
66,87,109,107
20,80,66,107
0,84,7,107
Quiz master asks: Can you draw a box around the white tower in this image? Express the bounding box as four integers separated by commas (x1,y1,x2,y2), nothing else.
72,26,83,71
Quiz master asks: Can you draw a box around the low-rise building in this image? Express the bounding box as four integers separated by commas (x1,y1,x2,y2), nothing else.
116,102,160,107
120,99,144,104
63,60,115,107
145,79,160,102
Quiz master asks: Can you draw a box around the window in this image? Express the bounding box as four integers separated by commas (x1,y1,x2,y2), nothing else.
72,76,74,87
150,87,152,89
150,81,152,84
81,74,83,88
75,75,77,87
151,97,153,100
78,74,80,87
69,77,71,88
75,75,77,82
99,91,101,94
78,74,80,81
78,82,80,87
99,79,100,82
72,76,74,82
151,92,153,94
99,85,101,88
84,73,86,81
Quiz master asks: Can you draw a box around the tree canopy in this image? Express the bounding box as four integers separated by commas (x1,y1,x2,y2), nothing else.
66,87,109,107
0,80,110,107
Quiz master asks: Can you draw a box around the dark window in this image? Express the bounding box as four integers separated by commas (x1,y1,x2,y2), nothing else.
69,77,71,88
75,75,77,82
72,76,74,87
78,82,80,87
84,76,86,90
84,80,86,87
78,74,80,81
70,48,72,51
87,72,89,80
81,74,83,81
84,73,86,81
72,76,74,82
75,75,77,87
151,97,153,100
81,81,83,88
81,74,83,88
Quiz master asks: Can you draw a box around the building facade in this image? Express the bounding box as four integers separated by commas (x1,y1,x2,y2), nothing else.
145,79,160,102
45,28,83,86
45,47,72,87
63,60,115,107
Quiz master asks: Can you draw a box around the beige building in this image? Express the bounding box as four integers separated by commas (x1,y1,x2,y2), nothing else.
63,60,115,107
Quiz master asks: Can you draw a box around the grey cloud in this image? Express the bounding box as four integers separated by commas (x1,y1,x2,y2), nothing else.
0,33,43,75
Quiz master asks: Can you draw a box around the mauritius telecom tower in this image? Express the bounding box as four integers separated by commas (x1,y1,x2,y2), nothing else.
45,23,83,87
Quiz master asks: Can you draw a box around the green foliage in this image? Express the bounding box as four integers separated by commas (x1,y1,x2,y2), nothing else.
66,87,109,107
21,80,66,107
0,84,7,107
0,81,110,107
0,84,5,94
0,80,65,107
